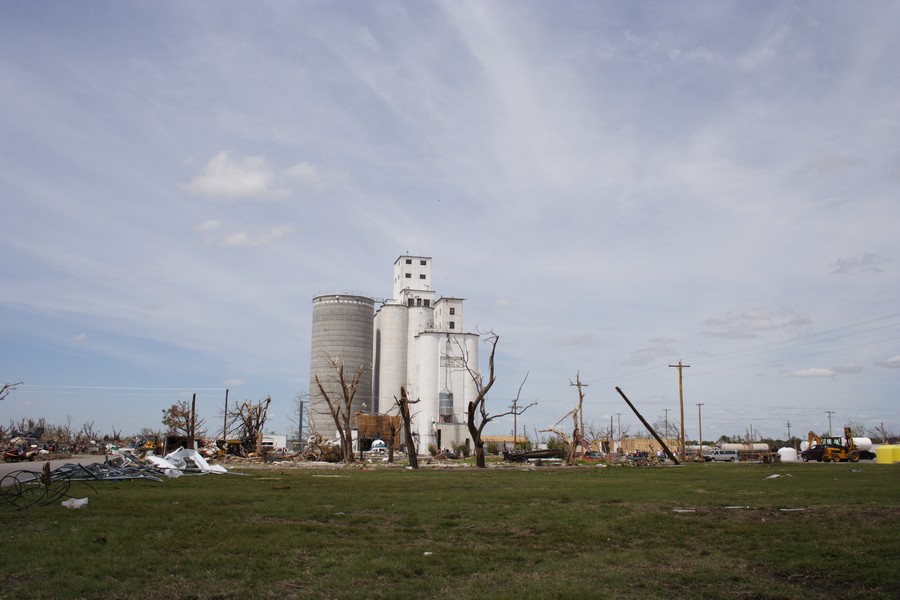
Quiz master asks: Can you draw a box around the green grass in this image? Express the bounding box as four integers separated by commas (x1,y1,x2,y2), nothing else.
2,462,898,599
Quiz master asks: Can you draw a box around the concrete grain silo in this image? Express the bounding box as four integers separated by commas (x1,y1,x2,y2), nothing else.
373,303,408,415
308,294,375,440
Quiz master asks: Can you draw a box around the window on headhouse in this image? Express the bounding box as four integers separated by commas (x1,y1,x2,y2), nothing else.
405,259,412,264
416,298,422,306
405,273,412,278
423,299,430,307
449,321,455,329
407,299,414,307
449,308,456,315
420,260,426,266
419,274,426,279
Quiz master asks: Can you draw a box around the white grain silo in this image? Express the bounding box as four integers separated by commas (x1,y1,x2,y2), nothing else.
308,294,375,440
373,302,408,413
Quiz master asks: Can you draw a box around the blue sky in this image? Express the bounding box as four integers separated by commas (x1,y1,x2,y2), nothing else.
2,1,898,443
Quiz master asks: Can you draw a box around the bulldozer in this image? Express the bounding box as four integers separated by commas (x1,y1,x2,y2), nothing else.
803,427,860,463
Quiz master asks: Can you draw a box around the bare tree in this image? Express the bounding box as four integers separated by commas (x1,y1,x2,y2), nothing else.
651,417,680,443
868,422,894,445
1,381,23,403
541,373,593,465
314,357,369,464
386,411,401,464
845,420,867,438
462,333,536,468
80,421,98,444
162,400,206,440
228,396,272,455
540,413,580,465
394,386,421,469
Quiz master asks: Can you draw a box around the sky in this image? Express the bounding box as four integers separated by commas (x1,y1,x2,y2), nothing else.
1,1,898,444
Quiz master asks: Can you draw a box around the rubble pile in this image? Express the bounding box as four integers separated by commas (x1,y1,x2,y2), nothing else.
0,448,230,510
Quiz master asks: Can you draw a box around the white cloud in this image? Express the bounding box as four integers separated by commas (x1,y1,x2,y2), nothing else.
285,162,330,193
790,368,835,378
196,219,221,231
877,356,900,369
184,152,287,199
220,225,291,247
72,333,88,342
224,379,245,387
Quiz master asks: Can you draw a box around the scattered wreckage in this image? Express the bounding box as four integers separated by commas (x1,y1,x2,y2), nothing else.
0,448,229,510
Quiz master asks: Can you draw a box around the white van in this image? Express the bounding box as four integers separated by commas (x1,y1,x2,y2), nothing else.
703,449,739,462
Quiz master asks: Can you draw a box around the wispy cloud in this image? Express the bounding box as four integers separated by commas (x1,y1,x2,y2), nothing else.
790,368,835,378
703,307,811,339
829,252,889,275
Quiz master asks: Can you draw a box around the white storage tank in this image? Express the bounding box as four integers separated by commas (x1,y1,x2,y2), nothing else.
852,437,873,452
718,443,770,452
778,447,798,462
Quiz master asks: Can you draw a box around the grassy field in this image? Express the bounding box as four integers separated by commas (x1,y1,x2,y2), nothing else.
2,460,898,599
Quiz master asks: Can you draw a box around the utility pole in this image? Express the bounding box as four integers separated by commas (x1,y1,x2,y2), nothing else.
786,421,792,444
223,388,229,443
190,392,197,450
570,373,588,449
697,403,704,458
616,413,622,441
510,395,518,449
826,411,834,436
669,361,690,460
609,415,614,453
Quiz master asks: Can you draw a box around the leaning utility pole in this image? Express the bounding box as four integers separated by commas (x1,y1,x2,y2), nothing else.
616,387,679,464
669,361,690,460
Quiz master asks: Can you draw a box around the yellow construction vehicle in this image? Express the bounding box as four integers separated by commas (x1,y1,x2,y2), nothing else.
802,427,860,463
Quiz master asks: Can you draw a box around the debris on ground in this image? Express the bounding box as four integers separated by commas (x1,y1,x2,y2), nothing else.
61,497,89,509
1,448,231,510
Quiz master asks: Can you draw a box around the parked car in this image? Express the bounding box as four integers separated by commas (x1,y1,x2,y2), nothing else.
703,449,739,462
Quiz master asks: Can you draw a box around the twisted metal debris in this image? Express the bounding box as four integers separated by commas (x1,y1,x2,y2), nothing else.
1,452,223,510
